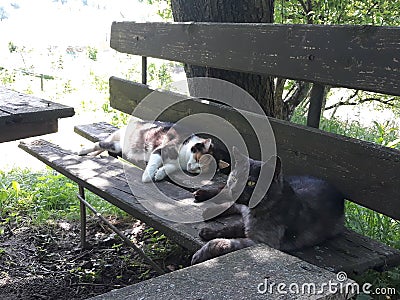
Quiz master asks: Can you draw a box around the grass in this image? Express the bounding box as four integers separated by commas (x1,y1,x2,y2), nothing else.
0,167,126,229
0,167,181,267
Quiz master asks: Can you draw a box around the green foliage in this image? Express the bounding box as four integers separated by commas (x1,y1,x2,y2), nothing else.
142,227,178,259
373,121,400,148
8,41,17,53
0,68,16,86
53,55,64,70
275,0,400,26
147,62,173,89
0,168,126,230
140,0,172,20
63,79,75,94
292,107,400,150
90,70,108,93
102,100,129,127
346,202,400,250
87,46,98,61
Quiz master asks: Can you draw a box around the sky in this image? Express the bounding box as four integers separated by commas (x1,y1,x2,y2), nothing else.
0,0,160,47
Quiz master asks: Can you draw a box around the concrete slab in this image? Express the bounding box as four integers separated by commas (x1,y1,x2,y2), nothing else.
90,245,356,300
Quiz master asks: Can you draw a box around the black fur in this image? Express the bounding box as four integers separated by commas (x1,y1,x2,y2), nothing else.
191,149,344,265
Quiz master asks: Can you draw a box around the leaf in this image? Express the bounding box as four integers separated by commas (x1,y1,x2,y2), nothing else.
0,190,7,201
386,138,400,148
12,181,20,194
373,121,383,134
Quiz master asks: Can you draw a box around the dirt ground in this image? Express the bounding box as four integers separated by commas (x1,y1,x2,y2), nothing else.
0,217,191,300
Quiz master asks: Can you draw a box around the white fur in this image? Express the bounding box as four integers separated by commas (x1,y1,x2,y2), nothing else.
78,123,224,183
180,136,204,173
141,153,163,183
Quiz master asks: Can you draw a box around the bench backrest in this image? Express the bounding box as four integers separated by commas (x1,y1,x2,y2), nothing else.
111,22,400,96
109,22,400,221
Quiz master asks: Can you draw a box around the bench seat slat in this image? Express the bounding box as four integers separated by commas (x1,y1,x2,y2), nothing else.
74,122,119,142
19,139,203,251
19,133,400,275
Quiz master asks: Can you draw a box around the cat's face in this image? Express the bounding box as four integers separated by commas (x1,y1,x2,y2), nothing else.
186,138,229,174
226,147,282,203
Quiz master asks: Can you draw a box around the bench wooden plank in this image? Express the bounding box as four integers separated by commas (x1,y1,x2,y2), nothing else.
57,123,400,275
74,122,119,143
111,22,400,96
0,120,58,143
19,139,204,251
91,244,355,300
0,87,75,124
109,77,400,221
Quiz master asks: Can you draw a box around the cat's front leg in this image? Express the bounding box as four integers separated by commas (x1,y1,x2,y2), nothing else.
193,185,225,202
154,163,179,181
191,238,256,265
199,220,245,240
142,154,163,183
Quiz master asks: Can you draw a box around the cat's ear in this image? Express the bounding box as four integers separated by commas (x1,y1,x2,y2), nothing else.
203,138,212,151
265,155,283,183
218,160,230,169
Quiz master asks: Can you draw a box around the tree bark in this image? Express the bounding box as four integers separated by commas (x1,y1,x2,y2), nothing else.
170,0,283,118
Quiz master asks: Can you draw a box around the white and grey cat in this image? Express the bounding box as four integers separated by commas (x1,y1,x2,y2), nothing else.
191,147,344,264
78,120,229,183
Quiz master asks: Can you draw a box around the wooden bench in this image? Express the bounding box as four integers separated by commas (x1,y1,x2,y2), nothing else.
19,21,400,283
0,87,74,142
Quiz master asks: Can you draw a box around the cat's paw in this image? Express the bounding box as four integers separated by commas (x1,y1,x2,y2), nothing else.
193,189,212,202
141,172,153,183
191,239,232,265
191,247,211,265
154,168,166,181
199,227,218,240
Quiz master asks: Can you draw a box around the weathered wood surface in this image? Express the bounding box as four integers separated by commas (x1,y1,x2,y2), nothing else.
111,22,400,96
0,120,58,143
92,244,355,300
26,124,400,274
19,139,203,251
0,87,75,142
74,122,119,143
110,77,400,220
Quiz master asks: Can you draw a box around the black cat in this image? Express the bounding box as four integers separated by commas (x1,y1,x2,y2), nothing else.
191,147,345,265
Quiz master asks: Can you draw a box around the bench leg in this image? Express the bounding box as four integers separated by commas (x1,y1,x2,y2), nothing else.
76,190,165,275
78,185,88,249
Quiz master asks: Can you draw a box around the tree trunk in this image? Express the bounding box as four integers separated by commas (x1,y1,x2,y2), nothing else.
170,0,284,118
